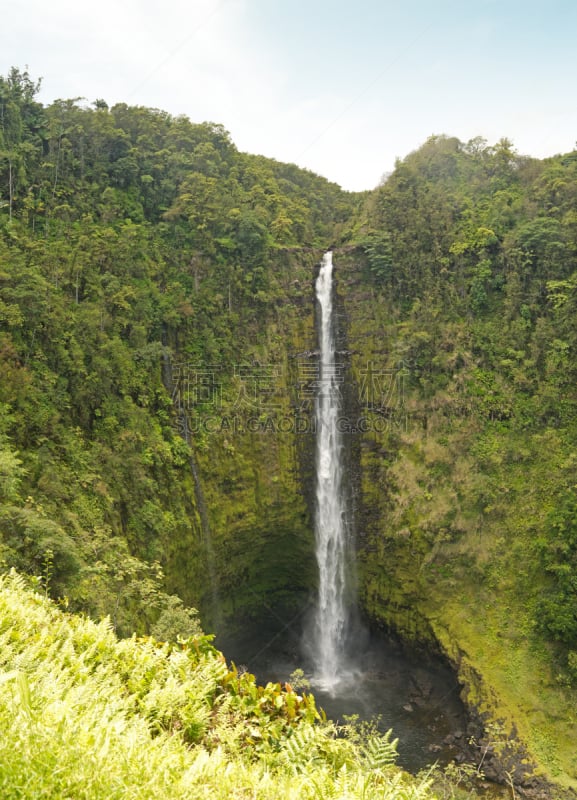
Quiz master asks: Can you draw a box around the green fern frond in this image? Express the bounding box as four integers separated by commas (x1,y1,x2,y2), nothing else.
363,729,399,771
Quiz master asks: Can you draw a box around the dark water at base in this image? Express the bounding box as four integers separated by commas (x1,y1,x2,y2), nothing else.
216,612,469,774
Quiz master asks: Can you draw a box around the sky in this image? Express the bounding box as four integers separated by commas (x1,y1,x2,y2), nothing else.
2,0,577,191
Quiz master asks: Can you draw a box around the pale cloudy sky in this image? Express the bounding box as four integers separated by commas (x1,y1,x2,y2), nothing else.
2,0,577,191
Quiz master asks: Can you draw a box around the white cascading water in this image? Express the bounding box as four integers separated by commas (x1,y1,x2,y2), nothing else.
312,251,349,688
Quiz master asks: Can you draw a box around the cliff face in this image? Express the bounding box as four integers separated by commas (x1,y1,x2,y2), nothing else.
170,251,321,632
174,242,575,792
327,249,577,794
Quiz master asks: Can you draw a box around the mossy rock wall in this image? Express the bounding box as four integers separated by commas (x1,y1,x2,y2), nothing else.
171,250,321,633
332,248,577,793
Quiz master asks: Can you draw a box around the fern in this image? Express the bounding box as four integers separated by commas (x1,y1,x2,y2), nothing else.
0,572,436,800
283,725,318,770
363,729,399,771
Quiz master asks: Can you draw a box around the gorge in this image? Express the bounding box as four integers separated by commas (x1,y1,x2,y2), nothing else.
219,250,470,774
2,70,577,798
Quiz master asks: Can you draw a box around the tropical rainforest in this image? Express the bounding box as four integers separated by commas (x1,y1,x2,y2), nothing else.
1,66,577,798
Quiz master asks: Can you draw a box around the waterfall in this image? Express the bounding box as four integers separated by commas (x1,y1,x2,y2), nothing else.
312,250,349,687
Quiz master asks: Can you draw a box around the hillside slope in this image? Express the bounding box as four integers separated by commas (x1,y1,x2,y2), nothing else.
0,571,432,800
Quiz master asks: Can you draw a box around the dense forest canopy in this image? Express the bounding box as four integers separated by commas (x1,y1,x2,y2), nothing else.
2,66,577,794
359,130,577,663
0,67,361,634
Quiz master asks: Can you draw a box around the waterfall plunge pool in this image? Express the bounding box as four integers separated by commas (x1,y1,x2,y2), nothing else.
216,610,470,775
216,252,471,773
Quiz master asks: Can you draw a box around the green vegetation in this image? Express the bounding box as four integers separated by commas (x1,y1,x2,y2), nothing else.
0,571,432,799
2,66,577,794
0,67,360,633
348,134,577,789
